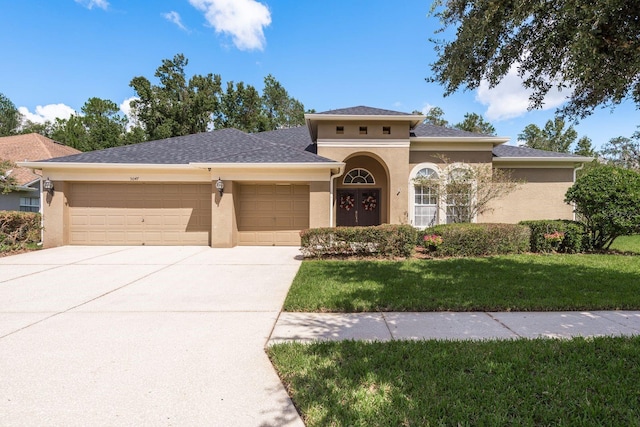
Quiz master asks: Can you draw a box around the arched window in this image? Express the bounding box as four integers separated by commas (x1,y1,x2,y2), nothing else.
413,167,439,227
343,168,375,184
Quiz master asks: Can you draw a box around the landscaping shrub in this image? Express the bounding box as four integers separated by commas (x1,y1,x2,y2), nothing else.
520,220,588,253
300,224,418,258
0,211,41,252
422,223,530,257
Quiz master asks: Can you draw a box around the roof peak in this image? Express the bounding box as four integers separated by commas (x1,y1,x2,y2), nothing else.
315,105,414,116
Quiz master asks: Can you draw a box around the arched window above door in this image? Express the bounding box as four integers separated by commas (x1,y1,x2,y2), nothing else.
343,168,375,184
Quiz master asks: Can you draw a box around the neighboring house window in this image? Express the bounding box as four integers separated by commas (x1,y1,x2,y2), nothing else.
414,167,439,227
19,197,39,213
343,168,375,184
446,168,473,223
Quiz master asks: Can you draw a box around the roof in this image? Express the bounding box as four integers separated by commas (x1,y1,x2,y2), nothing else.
493,144,591,160
316,106,413,116
41,128,335,165
256,126,316,154
0,133,80,186
411,123,498,138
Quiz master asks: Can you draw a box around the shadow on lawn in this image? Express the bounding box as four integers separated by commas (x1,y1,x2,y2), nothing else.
294,255,640,312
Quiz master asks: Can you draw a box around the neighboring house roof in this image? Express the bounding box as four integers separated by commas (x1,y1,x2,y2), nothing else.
493,144,591,161
42,128,336,165
0,133,80,187
316,106,413,116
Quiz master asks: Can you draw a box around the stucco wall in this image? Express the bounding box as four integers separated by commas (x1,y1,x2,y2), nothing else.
409,150,494,165
42,181,68,248
480,167,575,223
317,121,410,140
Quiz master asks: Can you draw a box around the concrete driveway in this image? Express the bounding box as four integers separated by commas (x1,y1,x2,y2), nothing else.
0,246,305,427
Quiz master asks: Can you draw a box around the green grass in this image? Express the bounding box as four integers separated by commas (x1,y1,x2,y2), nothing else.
284,254,640,312
610,235,640,254
268,337,640,426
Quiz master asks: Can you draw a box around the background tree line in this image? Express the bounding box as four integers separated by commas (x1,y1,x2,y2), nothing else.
0,54,307,151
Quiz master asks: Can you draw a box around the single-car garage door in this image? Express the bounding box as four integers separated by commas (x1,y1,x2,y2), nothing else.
68,183,211,245
237,184,309,246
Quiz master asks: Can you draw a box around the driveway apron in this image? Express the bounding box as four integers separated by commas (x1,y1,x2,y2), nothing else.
0,246,304,427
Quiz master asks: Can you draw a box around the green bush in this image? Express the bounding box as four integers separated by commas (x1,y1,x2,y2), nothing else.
519,220,588,253
565,165,640,249
422,223,530,257
300,224,418,258
0,211,41,252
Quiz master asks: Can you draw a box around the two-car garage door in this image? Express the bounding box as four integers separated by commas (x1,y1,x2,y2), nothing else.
67,182,309,246
68,183,212,245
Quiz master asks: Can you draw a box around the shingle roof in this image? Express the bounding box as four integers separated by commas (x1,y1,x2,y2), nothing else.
316,106,413,116
0,133,80,185
255,126,316,153
43,128,335,165
411,123,496,138
492,144,586,158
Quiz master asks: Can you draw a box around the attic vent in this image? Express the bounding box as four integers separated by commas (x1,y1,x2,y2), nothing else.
343,168,375,185
383,126,391,135
336,126,344,134
359,126,367,135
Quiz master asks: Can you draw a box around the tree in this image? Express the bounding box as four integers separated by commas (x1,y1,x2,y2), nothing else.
573,136,596,157
565,165,640,249
214,81,266,133
601,132,640,170
0,160,17,194
129,54,222,140
422,106,448,127
0,92,21,136
81,97,128,150
429,0,640,119
518,118,577,152
413,156,521,223
453,112,496,135
262,74,305,130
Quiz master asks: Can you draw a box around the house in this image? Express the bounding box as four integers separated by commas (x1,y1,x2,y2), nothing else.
0,133,81,212
19,106,591,248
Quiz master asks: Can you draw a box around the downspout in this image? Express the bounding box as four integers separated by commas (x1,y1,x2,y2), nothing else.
329,167,345,227
572,163,585,221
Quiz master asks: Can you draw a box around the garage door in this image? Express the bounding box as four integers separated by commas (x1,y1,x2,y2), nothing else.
68,183,211,245
237,184,309,246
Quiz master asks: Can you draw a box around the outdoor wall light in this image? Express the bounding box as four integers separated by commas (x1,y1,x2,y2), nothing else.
43,178,54,195
215,177,224,196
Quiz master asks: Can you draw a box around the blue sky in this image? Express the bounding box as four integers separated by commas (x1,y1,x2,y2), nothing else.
1,0,637,149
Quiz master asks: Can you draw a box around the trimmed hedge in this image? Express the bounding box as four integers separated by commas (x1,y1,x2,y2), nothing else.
422,223,530,257
519,220,589,253
300,224,418,258
0,211,41,252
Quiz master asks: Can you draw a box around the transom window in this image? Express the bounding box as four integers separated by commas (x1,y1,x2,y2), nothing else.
414,167,438,227
343,168,375,184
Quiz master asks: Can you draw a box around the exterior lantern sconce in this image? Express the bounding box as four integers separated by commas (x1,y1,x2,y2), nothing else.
43,178,54,195
215,178,224,197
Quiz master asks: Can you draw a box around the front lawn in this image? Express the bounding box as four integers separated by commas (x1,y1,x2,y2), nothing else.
269,337,640,426
610,234,640,254
283,254,640,312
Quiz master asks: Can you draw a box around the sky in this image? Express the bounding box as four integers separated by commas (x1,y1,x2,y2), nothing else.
1,0,638,150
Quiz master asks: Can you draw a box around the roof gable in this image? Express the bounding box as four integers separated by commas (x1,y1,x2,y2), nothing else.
316,106,412,116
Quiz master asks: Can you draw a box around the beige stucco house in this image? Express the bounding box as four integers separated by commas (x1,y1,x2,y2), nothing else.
19,106,591,248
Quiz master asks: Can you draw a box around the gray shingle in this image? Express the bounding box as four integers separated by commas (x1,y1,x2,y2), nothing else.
411,123,495,138
255,126,316,154
316,106,412,116
42,128,335,164
493,144,585,158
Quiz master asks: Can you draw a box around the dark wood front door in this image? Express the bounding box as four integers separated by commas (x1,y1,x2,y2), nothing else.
337,189,380,227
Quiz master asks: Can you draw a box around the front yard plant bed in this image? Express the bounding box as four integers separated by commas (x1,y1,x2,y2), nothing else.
268,337,640,426
283,254,640,312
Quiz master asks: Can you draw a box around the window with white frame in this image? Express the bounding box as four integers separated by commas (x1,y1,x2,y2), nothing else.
446,168,473,223
413,167,439,227
343,168,375,184
19,197,39,213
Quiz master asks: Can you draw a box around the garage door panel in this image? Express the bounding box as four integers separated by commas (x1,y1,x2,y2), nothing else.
237,184,309,246
69,183,211,246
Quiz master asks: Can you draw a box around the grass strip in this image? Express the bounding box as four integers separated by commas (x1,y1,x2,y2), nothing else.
284,254,640,312
269,337,640,426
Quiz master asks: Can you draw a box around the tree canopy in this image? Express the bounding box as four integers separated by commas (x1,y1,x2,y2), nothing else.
429,0,640,119
454,112,496,135
0,160,17,194
517,118,578,153
0,92,21,136
601,131,640,170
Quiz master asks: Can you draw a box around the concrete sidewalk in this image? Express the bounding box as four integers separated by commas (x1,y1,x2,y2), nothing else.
269,311,640,344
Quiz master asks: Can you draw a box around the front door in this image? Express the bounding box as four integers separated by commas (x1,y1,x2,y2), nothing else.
337,189,380,227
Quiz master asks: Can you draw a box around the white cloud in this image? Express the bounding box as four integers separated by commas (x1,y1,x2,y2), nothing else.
420,103,436,115
75,0,109,10
18,104,76,124
188,0,271,51
119,97,140,129
163,11,188,31
475,64,569,121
